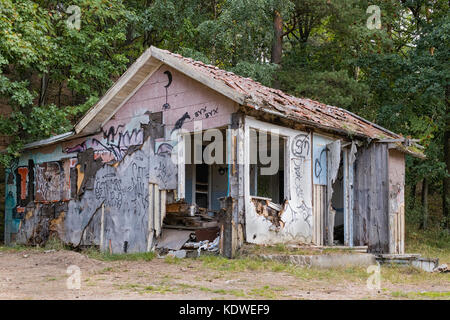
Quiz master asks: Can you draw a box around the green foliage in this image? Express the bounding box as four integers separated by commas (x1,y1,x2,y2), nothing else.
285,69,372,114
231,61,278,87
0,0,132,166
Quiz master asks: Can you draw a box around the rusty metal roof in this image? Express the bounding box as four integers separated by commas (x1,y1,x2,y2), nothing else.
161,49,399,140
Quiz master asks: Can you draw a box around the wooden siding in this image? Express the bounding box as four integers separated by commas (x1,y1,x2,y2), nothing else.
313,184,326,246
353,143,390,253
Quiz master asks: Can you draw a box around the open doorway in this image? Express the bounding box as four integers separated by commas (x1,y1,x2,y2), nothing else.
331,158,344,245
156,129,227,254
184,129,228,215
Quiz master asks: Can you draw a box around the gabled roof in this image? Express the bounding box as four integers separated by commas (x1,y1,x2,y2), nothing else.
24,46,424,157
75,46,399,140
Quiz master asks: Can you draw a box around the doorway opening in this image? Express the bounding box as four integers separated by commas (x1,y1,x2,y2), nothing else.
331,158,344,245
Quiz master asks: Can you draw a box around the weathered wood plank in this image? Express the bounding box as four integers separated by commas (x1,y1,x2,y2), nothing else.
353,143,389,253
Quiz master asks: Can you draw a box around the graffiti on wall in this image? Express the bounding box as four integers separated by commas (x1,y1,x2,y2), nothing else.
289,134,312,229
35,161,65,202
313,135,333,185
92,125,144,162
94,172,123,209
5,66,232,250
291,134,310,158
129,161,148,212
193,106,219,119
171,112,191,134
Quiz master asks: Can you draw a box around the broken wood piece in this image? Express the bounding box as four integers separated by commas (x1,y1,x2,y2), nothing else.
166,202,190,214
156,229,193,251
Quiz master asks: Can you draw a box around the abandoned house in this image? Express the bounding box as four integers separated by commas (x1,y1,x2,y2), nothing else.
3,46,424,257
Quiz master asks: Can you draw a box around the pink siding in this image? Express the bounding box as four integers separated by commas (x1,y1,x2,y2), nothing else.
110,65,238,132
63,65,238,163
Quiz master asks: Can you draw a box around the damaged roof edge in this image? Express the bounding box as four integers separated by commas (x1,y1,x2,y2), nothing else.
22,131,75,150
245,106,425,158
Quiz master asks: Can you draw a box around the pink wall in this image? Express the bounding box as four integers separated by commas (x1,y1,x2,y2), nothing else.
109,65,237,133
62,65,239,163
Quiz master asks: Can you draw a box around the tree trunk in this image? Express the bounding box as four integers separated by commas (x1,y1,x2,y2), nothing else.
271,10,283,65
443,84,449,229
271,10,283,89
421,178,429,229
39,72,49,107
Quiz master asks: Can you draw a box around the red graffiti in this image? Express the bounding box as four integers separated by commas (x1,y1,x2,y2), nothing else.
17,167,28,200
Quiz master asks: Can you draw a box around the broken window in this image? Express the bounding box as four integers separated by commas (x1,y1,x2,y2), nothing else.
249,129,286,204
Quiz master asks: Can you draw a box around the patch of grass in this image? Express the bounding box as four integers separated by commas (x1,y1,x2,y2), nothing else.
197,251,449,288
240,243,362,257
199,286,247,297
391,291,409,298
0,244,45,252
406,225,450,263
164,256,183,264
44,237,68,251
198,255,269,272
142,284,176,294
248,285,285,299
83,247,156,261
177,283,196,289
97,267,115,274
391,290,450,300
114,283,141,291
197,255,371,283
0,238,69,252
381,264,448,285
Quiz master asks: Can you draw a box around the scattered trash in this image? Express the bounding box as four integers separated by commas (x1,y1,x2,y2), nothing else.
22,254,29,258
44,249,56,254
167,249,187,259
197,236,220,254
225,279,239,284
184,236,220,255
433,264,449,273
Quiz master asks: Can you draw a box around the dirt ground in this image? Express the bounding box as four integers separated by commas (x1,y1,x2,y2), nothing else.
0,248,448,300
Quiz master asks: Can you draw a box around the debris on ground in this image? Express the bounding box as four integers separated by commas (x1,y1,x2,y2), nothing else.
154,200,220,258
433,264,449,273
